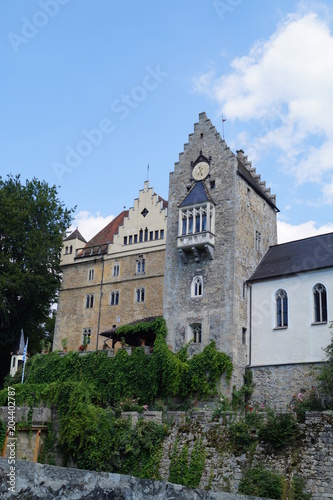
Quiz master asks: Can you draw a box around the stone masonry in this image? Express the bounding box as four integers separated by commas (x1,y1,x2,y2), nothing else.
163,112,278,389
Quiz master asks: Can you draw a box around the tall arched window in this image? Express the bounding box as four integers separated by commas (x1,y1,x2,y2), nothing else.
191,276,203,297
275,289,288,328
190,323,202,343
313,283,327,323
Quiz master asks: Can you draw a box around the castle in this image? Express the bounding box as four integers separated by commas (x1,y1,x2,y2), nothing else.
53,113,333,405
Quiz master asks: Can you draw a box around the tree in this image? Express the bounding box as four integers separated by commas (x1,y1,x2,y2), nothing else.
318,322,333,407
0,175,74,383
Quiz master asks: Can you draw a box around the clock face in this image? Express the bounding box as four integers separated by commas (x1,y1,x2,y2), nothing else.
192,161,209,181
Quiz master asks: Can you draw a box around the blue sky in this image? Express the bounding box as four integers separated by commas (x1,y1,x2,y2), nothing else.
1,0,333,242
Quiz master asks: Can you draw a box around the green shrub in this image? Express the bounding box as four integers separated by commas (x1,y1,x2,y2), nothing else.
291,388,324,423
259,410,298,449
168,437,205,488
238,465,283,499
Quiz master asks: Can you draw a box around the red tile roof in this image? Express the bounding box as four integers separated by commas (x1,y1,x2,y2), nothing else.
87,210,129,246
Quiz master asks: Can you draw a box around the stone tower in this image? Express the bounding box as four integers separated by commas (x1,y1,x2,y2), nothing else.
163,112,278,387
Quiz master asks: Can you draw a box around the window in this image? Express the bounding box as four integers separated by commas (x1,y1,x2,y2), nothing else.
155,230,159,240
190,323,202,343
85,294,94,309
150,231,153,241
191,276,203,297
275,289,288,328
242,327,247,345
136,256,145,274
65,246,68,254
110,291,119,306
255,231,261,252
139,229,143,242
129,235,132,244
88,268,95,281
134,234,138,243
83,328,91,344
113,264,120,277
313,283,327,323
69,245,73,254
144,228,148,241
160,229,164,239
136,287,145,303
123,236,127,245
180,204,214,236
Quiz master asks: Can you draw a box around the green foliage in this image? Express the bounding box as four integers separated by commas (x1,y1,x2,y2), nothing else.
0,175,74,353
259,410,298,449
238,465,284,499
1,319,232,406
0,319,232,478
290,475,312,500
0,419,7,452
231,369,255,409
318,324,333,406
168,437,205,488
290,388,324,423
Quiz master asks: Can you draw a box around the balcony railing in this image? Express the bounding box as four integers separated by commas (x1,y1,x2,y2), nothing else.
177,231,215,250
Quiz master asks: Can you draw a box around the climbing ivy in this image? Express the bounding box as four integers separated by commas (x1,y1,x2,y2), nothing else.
168,437,206,488
0,318,231,476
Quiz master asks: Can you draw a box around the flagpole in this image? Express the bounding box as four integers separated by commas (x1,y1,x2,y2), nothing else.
21,335,28,384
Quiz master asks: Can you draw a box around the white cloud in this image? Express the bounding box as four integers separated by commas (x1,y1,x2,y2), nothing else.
70,211,115,241
278,219,333,243
193,9,333,201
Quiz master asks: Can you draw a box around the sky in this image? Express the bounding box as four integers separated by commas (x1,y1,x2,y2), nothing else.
1,0,333,243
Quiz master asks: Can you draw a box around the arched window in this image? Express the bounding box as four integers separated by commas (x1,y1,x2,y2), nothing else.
275,289,288,328
65,246,68,255
191,276,203,297
313,283,327,323
190,323,202,343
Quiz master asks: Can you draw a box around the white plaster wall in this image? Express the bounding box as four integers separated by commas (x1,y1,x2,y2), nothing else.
250,269,333,365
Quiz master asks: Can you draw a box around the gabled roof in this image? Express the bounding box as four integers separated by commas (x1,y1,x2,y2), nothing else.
64,228,87,243
249,232,333,282
87,210,129,246
179,181,215,208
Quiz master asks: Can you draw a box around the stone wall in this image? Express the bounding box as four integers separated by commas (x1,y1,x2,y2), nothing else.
1,407,332,498
249,363,322,410
0,458,265,499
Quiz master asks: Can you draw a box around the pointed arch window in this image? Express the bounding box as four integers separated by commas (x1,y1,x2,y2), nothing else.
191,276,203,297
275,289,288,328
313,283,327,323
190,323,202,343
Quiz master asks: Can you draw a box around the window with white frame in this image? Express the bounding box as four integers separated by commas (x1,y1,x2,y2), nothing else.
85,294,94,309
179,203,214,236
313,283,327,323
275,289,288,328
110,291,119,306
190,323,202,343
83,328,91,344
135,287,145,303
191,276,203,297
136,256,145,274
113,264,120,277
88,268,95,281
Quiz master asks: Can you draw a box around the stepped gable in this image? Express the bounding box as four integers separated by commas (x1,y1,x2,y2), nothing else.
64,228,86,243
236,149,278,211
87,210,129,246
249,232,333,282
179,181,215,207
